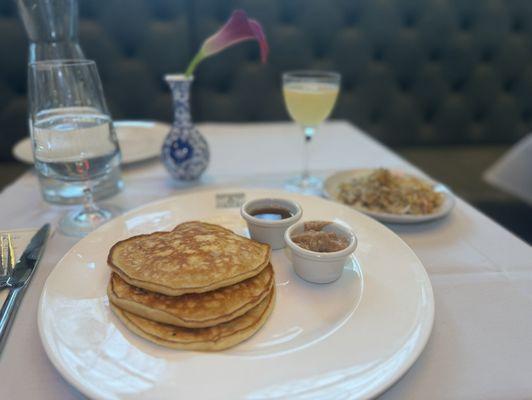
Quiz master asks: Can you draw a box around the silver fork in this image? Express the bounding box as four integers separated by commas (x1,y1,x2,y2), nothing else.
0,233,15,289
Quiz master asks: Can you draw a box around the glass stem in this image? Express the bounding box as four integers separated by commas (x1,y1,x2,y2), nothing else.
82,186,99,216
302,126,315,181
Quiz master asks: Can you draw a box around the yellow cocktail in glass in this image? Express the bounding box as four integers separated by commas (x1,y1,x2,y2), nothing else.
282,71,340,194
283,82,339,126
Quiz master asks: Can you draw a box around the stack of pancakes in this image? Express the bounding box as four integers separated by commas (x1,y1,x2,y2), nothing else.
107,221,274,351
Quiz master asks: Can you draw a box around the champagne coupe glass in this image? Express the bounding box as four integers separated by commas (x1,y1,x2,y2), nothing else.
283,70,341,194
28,60,122,237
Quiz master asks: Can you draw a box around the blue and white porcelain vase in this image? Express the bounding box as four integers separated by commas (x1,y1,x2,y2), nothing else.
162,74,209,180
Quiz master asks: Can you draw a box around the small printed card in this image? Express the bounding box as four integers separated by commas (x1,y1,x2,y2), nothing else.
215,192,246,209
1,228,39,259
0,228,39,304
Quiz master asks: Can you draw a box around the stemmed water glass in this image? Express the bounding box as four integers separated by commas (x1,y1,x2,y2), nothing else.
282,70,341,194
28,60,122,237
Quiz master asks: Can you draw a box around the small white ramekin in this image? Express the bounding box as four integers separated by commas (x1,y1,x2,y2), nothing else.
284,220,357,283
241,198,302,250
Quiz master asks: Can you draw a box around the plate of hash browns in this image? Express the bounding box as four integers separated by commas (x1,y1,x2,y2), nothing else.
324,168,455,223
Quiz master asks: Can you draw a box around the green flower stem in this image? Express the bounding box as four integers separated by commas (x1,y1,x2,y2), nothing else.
185,50,205,77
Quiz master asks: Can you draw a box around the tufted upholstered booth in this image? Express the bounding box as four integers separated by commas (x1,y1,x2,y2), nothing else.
2,0,532,162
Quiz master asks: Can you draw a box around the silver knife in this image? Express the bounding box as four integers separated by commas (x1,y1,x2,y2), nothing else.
0,224,50,354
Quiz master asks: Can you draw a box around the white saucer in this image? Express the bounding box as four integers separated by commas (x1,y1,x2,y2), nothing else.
12,120,170,165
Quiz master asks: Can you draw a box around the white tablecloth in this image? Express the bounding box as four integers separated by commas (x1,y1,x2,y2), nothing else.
1,121,531,399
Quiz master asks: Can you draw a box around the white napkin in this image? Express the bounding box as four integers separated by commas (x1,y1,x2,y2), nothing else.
484,134,532,205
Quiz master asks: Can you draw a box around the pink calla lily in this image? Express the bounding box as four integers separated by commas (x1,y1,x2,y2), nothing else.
185,10,269,76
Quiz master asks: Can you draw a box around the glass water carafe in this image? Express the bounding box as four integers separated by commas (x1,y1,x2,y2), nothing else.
16,0,85,62
17,0,123,204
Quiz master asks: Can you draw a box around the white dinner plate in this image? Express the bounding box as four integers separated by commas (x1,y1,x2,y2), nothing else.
12,120,169,165
323,169,455,224
38,188,434,399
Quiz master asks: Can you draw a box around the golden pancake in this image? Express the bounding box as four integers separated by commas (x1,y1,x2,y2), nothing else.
107,263,274,328
108,221,270,296
111,286,275,351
